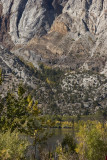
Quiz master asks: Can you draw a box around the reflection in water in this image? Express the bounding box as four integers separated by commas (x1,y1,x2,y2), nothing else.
26,128,73,159
42,128,73,152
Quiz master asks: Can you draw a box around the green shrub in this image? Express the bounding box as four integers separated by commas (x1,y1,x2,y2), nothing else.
76,121,107,160
0,130,29,160
62,134,76,153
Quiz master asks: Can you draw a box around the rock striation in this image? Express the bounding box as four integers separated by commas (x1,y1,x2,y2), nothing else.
0,46,41,96
0,0,106,54
0,0,107,114
63,0,107,35
0,0,67,44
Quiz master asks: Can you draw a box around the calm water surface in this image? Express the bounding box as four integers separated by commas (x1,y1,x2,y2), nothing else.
43,128,73,151
26,128,73,158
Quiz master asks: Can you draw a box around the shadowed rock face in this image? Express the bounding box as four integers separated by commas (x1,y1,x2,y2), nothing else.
63,0,107,35
0,2,14,49
0,0,107,75
0,0,106,43
0,0,67,44
0,0,107,115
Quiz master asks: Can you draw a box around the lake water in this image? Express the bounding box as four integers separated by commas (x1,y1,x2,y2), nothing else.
42,128,73,151
26,128,73,159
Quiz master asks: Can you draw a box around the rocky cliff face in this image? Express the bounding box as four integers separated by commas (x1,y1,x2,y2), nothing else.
0,0,107,114
0,0,68,44
63,0,107,35
0,0,105,75
0,0,106,73
0,46,42,95
0,0,106,43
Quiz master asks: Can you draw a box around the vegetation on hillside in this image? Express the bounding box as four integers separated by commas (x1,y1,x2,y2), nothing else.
55,121,107,160
0,84,55,159
0,130,29,160
0,77,107,159
0,87,106,159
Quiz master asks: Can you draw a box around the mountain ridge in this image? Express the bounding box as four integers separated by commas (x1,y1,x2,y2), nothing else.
0,0,107,115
